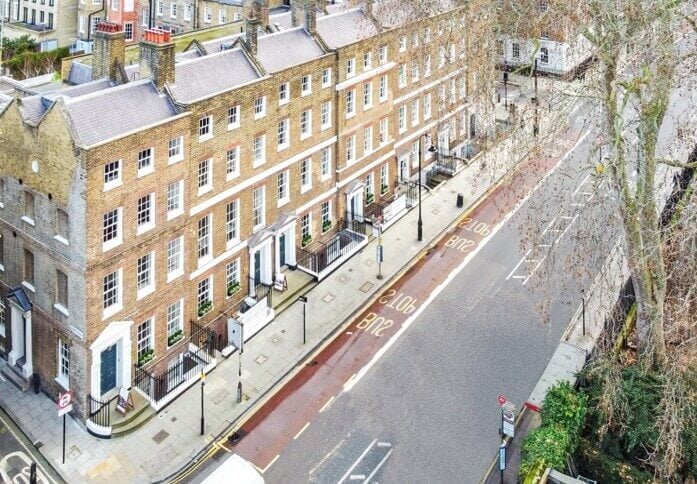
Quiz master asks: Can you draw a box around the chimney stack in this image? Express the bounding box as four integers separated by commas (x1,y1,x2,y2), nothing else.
291,0,304,28
92,22,126,84
139,29,176,90
304,0,316,35
251,0,269,29
246,17,260,55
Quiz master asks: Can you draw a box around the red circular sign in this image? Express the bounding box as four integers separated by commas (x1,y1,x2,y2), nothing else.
58,392,72,409
498,395,506,406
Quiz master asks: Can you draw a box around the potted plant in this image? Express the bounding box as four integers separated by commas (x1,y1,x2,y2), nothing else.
167,329,184,346
137,349,155,367
227,281,241,297
365,193,374,204
197,300,213,317
302,234,312,247
322,220,332,232
381,184,389,195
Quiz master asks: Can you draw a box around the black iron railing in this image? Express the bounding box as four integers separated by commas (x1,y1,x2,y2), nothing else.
134,344,214,405
297,222,366,275
88,393,117,429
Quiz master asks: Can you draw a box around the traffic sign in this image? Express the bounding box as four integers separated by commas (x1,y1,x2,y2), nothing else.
498,442,506,471
57,391,73,417
498,395,506,406
502,402,516,438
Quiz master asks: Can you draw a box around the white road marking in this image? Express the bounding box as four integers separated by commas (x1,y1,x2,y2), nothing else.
541,217,557,236
319,396,335,413
506,249,531,280
554,213,579,245
310,438,347,476
364,448,394,482
523,256,546,285
0,411,56,483
343,130,591,393
578,191,593,196
570,203,585,208
261,454,280,474
338,439,378,484
377,442,392,447
560,216,574,220
511,275,526,279
572,173,591,196
349,475,366,480
294,422,310,440
538,244,552,248
0,373,6,382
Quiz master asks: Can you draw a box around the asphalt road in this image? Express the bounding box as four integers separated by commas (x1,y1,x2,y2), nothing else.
261,110,622,483
0,406,61,484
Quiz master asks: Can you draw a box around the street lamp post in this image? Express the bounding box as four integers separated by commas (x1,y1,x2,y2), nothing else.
200,371,206,436
298,296,307,344
417,134,438,242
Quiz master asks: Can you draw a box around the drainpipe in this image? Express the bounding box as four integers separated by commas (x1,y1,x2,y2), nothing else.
86,5,106,42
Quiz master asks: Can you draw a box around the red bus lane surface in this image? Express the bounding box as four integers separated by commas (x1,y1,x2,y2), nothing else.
231,130,582,472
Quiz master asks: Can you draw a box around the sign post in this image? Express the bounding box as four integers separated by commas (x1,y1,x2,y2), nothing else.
57,391,73,464
376,218,384,280
502,402,516,438
498,441,506,483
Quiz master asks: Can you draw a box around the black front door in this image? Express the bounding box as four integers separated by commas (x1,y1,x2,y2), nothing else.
254,251,262,287
100,344,117,395
279,234,287,267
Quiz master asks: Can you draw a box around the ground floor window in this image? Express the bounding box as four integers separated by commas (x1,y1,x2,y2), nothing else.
57,339,70,387
137,318,153,361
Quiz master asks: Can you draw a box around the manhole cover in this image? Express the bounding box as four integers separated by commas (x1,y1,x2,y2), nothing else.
360,282,375,293
281,329,286,333
431,208,440,215
271,335,282,344
255,355,268,364
171,417,177,422
323,293,335,303
68,446,80,459
339,275,347,282
152,430,170,444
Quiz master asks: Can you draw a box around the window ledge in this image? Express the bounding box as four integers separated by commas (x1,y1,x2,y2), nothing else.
301,91,312,97
197,186,213,197
136,223,155,236
277,143,290,152
321,124,332,131
345,112,356,120
137,286,155,301
54,303,69,317
300,133,312,141
199,134,214,143
363,104,372,111
137,167,154,178
21,216,35,226
54,234,69,246
103,180,123,192
168,155,184,165
300,185,313,195
166,269,184,283
197,255,213,269
226,172,240,182
252,160,266,169
277,197,290,208
254,113,266,120
102,303,123,320
21,281,35,293
102,238,122,252
227,123,240,131
55,376,70,391
167,209,184,221
279,99,289,106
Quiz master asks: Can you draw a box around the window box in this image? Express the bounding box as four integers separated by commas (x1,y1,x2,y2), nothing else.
381,184,389,195
322,220,332,233
197,300,213,318
167,329,184,346
137,349,155,367
365,193,374,205
227,281,241,297
302,234,312,247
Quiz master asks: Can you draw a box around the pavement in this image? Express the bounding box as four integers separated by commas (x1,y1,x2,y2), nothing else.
0,72,579,484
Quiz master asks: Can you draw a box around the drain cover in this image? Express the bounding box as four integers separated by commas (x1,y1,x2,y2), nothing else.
152,430,169,444
255,355,268,364
323,293,335,303
359,282,375,293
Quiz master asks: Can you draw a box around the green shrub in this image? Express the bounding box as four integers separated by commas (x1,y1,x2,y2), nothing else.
519,425,570,478
575,438,655,483
541,381,588,449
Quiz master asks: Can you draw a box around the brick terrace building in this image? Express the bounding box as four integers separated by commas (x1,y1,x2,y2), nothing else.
0,0,476,436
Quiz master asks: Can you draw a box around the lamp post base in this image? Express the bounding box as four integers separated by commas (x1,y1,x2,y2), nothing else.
417,219,423,242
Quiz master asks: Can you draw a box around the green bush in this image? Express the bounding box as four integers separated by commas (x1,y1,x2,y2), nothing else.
575,438,655,483
541,381,588,448
519,425,570,477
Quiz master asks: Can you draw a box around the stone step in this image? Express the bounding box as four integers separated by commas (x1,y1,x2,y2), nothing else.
0,365,30,392
111,390,151,430
111,405,156,437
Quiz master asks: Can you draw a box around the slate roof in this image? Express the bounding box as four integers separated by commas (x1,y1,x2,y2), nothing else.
168,47,260,103
63,80,178,146
19,79,112,125
256,28,325,73
316,9,379,49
